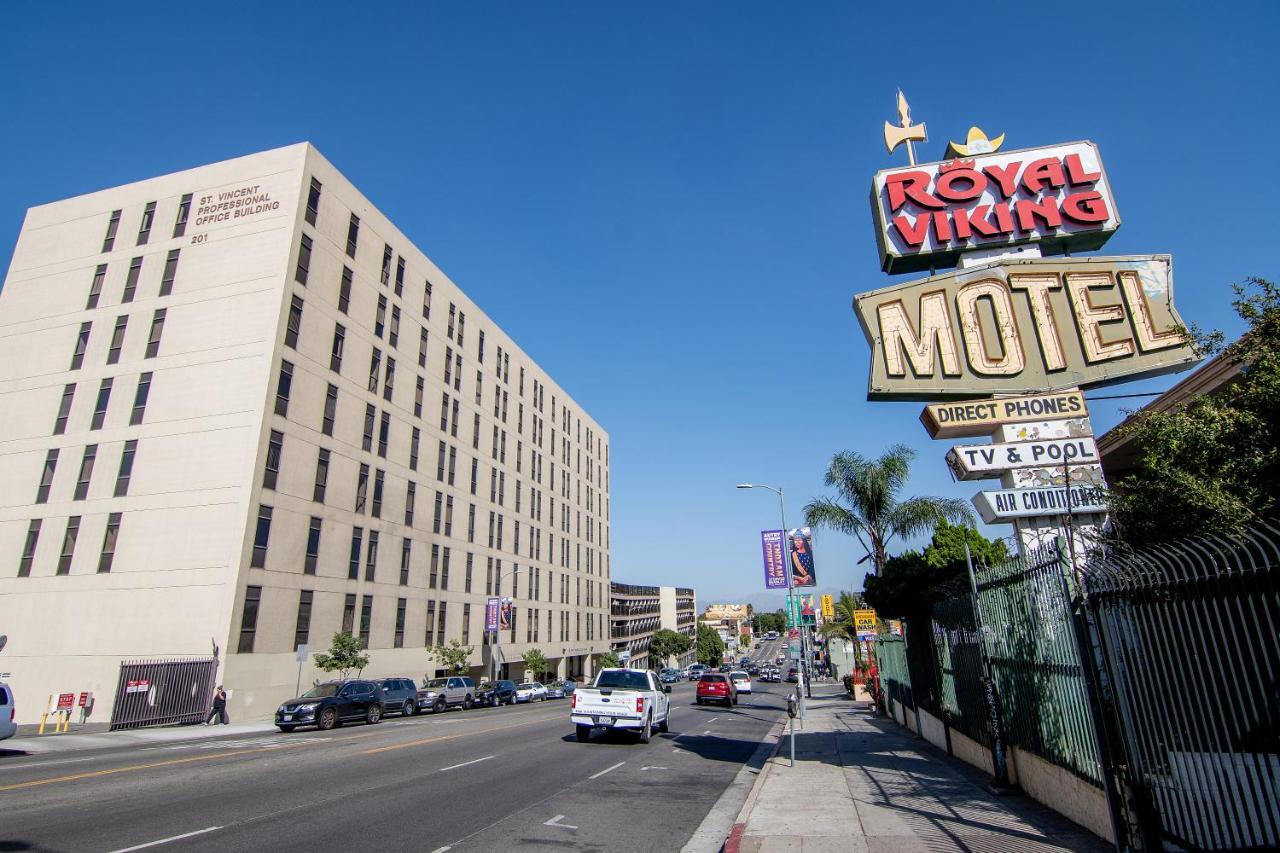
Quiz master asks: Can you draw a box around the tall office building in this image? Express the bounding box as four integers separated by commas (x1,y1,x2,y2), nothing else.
0,144,611,724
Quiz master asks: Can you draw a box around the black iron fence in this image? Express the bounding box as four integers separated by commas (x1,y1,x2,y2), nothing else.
109,657,218,730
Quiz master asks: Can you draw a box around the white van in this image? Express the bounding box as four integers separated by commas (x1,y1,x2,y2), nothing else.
0,683,15,741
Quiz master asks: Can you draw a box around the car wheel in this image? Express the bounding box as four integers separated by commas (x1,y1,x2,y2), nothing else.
366,704,382,725
277,725,296,733
638,714,652,744
317,708,337,731
491,696,499,707
402,699,415,717
695,698,703,706
463,695,473,710
658,713,669,733
575,724,591,743
434,698,447,714
507,696,516,706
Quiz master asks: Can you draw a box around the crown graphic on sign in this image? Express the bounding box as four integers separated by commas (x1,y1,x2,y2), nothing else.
945,126,1006,159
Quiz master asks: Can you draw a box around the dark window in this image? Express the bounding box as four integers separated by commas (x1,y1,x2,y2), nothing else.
285,296,303,349
71,322,91,370
53,383,76,435
478,331,485,364
389,306,400,348
405,482,416,525
433,492,443,535
107,316,127,365
130,372,152,425
57,516,80,575
322,384,338,436
419,328,429,368
159,249,180,296
444,346,453,386
461,603,471,644
305,178,322,226
362,404,375,452
313,448,330,502
430,543,439,588
251,505,272,568
263,430,283,489
275,361,293,417
114,439,137,497
383,357,396,403
346,214,360,258
448,304,456,339
464,553,473,593
366,530,379,581
102,209,121,252
35,449,58,504
18,519,42,577
372,469,385,518
378,412,390,458
330,324,345,373
294,234,312,286
295,589,314,648
394,257,405,297
136,201,156,245
343,593,357,634
90,378,112,430
73,445,97,501
457,311,465,346
380,244,393,286
87,264,106,309
98,513,120,573
448,446,457,486
423,280,432,319
144,308,166,358
338,267,352,314
368,348,381,393
441,545,451,588
122,258,140,304
410,427,420,471
173,193,192,238
436,601,447,646
238,585,262,653
305,517,321,575
359,594,373,646
425,601,436,645
355,463,369,513
349,528,363,580
415,376,424,418
395,598,407,647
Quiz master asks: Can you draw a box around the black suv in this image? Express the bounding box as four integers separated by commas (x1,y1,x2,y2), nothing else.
276,679,384,732
379,677,419,716
474,680,517,707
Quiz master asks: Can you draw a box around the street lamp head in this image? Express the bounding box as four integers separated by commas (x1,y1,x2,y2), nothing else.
736,483,754,490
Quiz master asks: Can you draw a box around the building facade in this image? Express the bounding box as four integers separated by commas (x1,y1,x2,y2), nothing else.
0,143,611,724
609,582,696,670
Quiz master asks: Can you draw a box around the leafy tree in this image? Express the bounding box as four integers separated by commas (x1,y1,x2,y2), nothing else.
313,632,370,679
696,623,725,667
1110,278,1280,547
649,629,693,668
598,650,622,669
864,524,1007,619
752,610,786,634
426,639,474,675
521,648,549,681
923,520,1009,569
804,445,974,574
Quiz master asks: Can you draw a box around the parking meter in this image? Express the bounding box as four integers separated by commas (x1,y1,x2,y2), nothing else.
787,693,798,718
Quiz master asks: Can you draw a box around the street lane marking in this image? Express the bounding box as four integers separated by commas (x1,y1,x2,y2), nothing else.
429,847,451,853
0,744,307,793
107,825,222,851
439,755,494,772
544,815,578,830
361,717,551,755
588,761,625,780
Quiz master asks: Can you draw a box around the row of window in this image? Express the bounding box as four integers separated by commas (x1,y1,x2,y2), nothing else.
50,372,152,437
69,309,167,370
236,583,604,655
100,194,191,253
34,439,137,505
17,513,122,577
85,250,181,311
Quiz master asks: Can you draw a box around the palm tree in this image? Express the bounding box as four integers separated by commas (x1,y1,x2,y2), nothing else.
803,444,973,574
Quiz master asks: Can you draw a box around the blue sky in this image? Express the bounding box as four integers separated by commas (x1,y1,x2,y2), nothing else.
3,2,1278,607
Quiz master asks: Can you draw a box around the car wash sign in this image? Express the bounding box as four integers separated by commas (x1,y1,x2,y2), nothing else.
854,254,1196,400
871,141,1120,274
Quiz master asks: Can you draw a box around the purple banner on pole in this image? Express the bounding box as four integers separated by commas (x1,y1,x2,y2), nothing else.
485,597,500,632
761,529,787,590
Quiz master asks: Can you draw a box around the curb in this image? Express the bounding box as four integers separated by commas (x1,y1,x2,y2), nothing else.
722,716,788,853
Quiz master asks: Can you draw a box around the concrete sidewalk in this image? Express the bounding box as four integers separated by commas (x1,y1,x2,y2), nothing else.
5,720,278,754
726,686,1108,852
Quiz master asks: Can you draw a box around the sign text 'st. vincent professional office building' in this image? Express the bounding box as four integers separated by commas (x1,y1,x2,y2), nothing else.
0,143,612,724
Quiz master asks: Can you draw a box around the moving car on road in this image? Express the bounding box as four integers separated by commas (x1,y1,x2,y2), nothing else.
696,673,738,707
686,664,708,681
515,682,548,702
379,677,419,716
474,679,518,707
276,679,384,731
418,676,476,713
571,667,671,743
659,669,681,684
729,670,753,694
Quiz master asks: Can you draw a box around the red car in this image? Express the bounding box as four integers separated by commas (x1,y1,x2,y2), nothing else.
696,673,738,707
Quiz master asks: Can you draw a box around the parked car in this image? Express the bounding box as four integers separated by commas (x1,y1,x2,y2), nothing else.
544,682,568,699
0,682,15,741
474,679,518,707
696,673,738,707
276,679,383,731
571,667,671,743
515,682,548,702
378,677,419,716
786,667,799,683
729,670,753,694
417,676,476,713
659,669,680,684
561,679,577,696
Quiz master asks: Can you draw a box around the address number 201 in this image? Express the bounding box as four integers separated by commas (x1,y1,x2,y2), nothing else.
191,234,208,245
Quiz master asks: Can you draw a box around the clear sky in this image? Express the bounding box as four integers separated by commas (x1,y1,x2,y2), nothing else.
3,2,1278,607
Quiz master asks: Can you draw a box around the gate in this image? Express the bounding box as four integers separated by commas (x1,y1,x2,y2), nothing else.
1085,523,1280,850
109,657,219,730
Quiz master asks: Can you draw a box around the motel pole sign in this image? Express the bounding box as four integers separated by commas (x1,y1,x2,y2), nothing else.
853,93,1200,557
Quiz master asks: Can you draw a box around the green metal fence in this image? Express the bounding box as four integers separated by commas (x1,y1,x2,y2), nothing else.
874,634,912,712
929,588,994,748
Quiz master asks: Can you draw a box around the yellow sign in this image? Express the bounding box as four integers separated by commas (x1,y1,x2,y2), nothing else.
853,609,878,630
820,594,835,618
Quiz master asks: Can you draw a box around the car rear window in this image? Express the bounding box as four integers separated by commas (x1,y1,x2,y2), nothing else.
595,670,651,690
0,686,9,704
700,674,726,683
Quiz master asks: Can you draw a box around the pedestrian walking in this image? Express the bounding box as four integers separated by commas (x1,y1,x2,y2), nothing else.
206,685,229,725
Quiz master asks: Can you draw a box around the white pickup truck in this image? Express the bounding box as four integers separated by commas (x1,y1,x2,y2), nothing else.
570,668,672,743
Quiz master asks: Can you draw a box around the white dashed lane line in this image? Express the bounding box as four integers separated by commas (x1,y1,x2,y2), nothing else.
587,761,625,780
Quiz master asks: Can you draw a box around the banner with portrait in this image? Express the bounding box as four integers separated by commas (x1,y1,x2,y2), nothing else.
787,527,817,587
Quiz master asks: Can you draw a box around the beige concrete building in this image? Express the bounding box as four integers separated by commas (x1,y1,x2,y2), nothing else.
608,583,696,670
0,143,611,724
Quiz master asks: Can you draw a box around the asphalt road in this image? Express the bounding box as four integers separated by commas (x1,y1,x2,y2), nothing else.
0,680,785,853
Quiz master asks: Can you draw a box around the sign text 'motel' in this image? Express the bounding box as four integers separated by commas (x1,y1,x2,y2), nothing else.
946,436,1099,481
871,141,1119,274
854,255,1196,400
